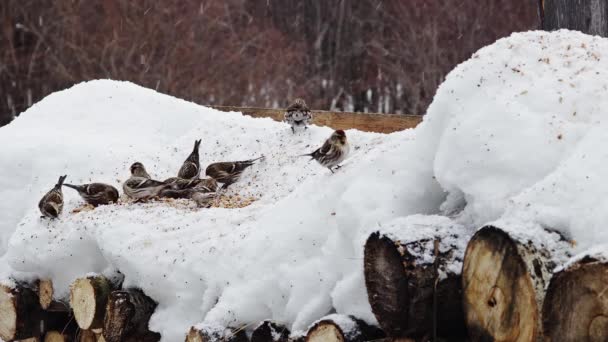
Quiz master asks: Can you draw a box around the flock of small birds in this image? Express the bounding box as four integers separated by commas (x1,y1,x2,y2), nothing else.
38,99,351,219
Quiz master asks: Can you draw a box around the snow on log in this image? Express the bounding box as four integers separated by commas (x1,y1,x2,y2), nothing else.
251,320,290,342
305,314,384,342
102,289,159,342
363,216,470,340
44,331,70,342
542,255,608,341
462,225,571,341
0,283,42,341
70,276,113,330
185,324,249,342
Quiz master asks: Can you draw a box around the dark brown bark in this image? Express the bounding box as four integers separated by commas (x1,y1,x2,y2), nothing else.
543,0,608,36
185,325,248,342
462,226,567,342
102,289,158,342
0,283,42,341
542,257,608,341
251,321,290,342
363,232,466,340
305,315,384,342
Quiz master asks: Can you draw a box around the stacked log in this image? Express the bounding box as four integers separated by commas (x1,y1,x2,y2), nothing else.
462,225,571,341
103,289,159,342
251,320,290,342
364,226,469,340
542,256,608,341
0,283,42,341
304,314,384,342
185,324,248,342
70,276,113,331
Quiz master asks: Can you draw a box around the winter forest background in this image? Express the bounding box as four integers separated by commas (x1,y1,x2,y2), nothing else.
0,0,539,127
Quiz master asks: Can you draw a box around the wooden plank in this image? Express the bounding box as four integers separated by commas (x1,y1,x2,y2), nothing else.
211,105,422,133
542,0,608,37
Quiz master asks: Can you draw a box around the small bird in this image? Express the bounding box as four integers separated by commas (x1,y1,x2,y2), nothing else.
63,183,120,207
205,156,265,190
301,130,350,173
178,139,202,179
284,98,313,133
123,162,168,201
159,177,218,199
38,175,67,218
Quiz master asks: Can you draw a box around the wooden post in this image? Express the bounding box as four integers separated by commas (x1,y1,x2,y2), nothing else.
542,0,608,37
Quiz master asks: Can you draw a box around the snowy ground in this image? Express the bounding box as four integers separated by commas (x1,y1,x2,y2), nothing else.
1,29,608,340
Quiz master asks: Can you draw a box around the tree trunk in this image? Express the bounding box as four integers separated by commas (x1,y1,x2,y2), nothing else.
305,315,384,342
0,283,42,341
542,256,608,341
185,325,249,342
542,0,608,37
69,276,112,330
462,225,570,341
251,320,290,342
103,289,158,342
363,232,466,340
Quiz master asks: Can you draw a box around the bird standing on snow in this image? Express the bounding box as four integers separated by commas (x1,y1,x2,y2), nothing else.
178,139,202,179
39,175,67,218
205,156,265,190
159,177,218,199
301,130,350,173
123,162,168,201
63,182,120,207
284,98,313,133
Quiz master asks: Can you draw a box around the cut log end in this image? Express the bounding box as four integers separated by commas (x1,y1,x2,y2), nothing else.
305,315,384,342
70,276,111,330
44,331,69,342
306,322,345,342
185,326,248,342
542,257,608,341
38,279,54,310
77,330,97,342
462,226,542,341
0,285,18,341
251,320,290,342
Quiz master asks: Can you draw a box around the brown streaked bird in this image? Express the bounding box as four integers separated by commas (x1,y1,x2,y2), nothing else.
284,98,313,133
63,182,120,207
177,139,202,179
205,156,265,190
159,177,218,199
38,175,67,218
123,162,168,201
301,130,350,173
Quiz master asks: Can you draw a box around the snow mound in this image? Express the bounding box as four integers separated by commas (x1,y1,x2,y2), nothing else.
2,29,608,340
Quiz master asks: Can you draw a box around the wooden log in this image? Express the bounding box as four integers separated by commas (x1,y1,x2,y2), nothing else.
542,256,608,341
185,325,248,342
37,279,68,312
102,289,158,342
70,276,112,330
41,311,77,339
251,320,289,342
542,0,608,37
462,225,570,341
0,283,42,341
364,231,466,340
44,331,70,342
77,330,97,342
305,314,384,342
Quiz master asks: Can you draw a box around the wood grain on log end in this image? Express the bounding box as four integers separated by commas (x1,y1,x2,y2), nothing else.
306,322,345,342
462,226,553,341
77,330,97,342
542,257,608,341
305,316,384,342
44,330,70,342
70,276,112,330
251,320,290,342
38,279,54,311
0,284,42,341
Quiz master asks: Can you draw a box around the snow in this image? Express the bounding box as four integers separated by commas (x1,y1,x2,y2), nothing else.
2,29,608,340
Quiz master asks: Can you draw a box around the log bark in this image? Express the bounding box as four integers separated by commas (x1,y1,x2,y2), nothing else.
462,225,567,341
102,289,158,342
70,276,112,330
185,325,248,342
0,283,42,341
363,232,466,340
251,320,290,342
542,256,608,341
542,0,608,37
305,315,384,342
